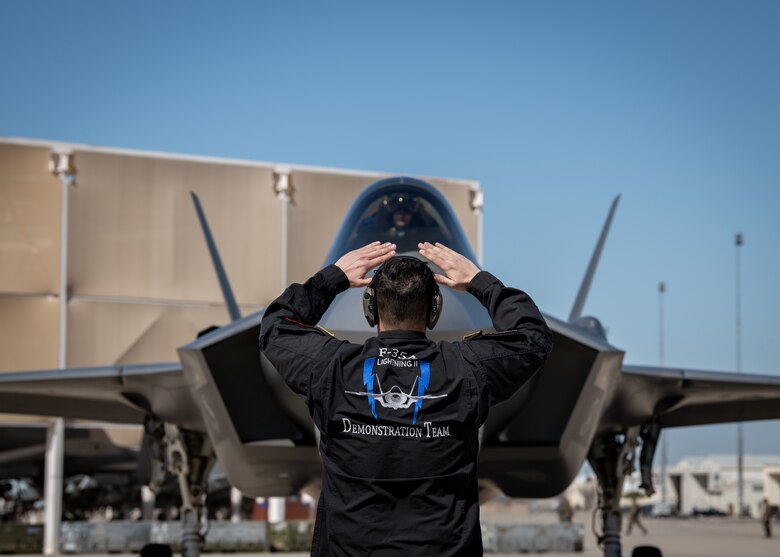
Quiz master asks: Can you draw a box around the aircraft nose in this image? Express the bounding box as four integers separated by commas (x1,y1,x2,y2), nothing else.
319,285,492,342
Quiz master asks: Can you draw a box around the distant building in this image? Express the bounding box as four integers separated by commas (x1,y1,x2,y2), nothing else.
764,466,780,507
661,454,780,517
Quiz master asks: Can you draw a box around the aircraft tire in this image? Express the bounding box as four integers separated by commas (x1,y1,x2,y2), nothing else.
140,543,173,557
631,545,662,557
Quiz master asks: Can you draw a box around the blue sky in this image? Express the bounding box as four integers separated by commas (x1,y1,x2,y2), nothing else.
1,1,778,465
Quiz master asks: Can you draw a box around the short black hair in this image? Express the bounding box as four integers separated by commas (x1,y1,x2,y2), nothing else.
373,257,435,326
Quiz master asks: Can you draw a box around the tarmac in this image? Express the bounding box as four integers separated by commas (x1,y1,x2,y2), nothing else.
477,502,780,556
244,517,778,556
36,516,777,557
511,515,780,557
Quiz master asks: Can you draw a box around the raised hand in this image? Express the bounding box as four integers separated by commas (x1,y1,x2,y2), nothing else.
335,242,396,287
418,242,480,291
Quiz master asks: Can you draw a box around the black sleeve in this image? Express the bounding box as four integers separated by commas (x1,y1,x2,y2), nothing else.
259,264,354,403
458,271,553,408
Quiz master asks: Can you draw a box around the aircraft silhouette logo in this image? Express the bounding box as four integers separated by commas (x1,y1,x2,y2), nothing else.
346,374,447,410
346,357,447,424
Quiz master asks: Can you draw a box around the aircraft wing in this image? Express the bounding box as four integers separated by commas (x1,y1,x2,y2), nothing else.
600,364,780,432
0,363,200,428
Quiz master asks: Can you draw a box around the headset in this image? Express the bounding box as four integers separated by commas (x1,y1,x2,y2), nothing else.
362,256,443,330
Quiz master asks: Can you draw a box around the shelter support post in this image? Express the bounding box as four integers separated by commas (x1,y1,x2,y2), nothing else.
230,487,242,522
272,167,293,291
44,150,77,555
141,486,156,521
43,418,64,555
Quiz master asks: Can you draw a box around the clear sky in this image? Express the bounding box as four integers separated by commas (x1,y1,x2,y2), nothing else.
1,1,778,465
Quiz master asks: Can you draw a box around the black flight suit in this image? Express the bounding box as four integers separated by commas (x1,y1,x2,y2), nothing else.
260,264,553,556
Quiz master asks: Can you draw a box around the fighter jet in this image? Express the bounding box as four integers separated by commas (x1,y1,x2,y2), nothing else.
0,423,235,521
1,176,779,557
0,423,141,483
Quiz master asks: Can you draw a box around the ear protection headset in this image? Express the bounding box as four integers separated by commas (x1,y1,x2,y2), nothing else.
362,256,443,330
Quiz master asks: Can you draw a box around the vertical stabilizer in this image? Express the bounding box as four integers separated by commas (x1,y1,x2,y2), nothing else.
568,195,620,322
191,192,242,322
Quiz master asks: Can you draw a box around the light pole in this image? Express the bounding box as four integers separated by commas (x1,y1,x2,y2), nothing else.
735,233,744,515
659,281,667,506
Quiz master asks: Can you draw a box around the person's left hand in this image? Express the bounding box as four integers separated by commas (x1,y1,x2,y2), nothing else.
418,242,480,291
335,242,396,287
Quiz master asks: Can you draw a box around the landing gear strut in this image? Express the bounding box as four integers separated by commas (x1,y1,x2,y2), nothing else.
588,427,639,557
144,418,215,557
164,424,215,557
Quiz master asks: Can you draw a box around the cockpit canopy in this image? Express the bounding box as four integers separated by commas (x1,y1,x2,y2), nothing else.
325,177,478,264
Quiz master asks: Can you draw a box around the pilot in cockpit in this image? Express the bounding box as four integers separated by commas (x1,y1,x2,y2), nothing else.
383,192,421,237
359,192,441,247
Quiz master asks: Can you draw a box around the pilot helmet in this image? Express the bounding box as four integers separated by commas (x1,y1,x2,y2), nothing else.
382,192,419,214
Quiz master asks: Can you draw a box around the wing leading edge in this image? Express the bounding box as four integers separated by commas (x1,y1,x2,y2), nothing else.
0,363,199,427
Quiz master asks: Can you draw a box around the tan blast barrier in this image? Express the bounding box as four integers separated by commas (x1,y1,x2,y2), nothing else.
1,138,481,375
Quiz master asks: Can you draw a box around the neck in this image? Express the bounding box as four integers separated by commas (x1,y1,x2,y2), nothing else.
378,319,426,333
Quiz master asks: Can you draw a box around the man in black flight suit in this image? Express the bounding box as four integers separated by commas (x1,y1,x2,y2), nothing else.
260,241,553,556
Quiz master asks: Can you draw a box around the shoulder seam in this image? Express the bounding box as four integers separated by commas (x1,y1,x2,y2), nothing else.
265,340,334,364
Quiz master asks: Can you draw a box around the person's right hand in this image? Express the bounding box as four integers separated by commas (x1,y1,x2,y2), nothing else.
418,242,480,291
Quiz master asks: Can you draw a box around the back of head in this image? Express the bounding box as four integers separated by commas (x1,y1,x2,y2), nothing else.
373,257,435,329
